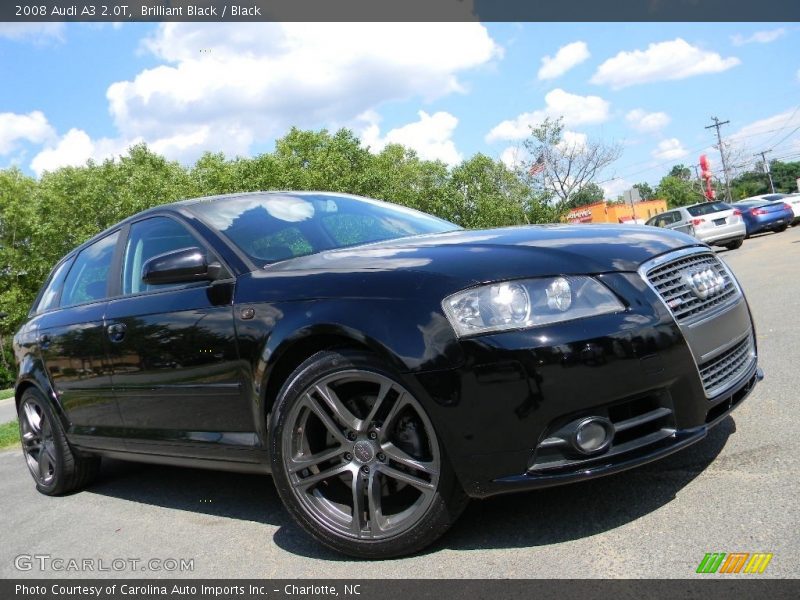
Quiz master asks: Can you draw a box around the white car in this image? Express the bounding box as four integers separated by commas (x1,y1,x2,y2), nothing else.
743,193,800,225
645,201,747,250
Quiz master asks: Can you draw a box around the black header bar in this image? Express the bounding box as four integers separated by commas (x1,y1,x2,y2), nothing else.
2,1,800,23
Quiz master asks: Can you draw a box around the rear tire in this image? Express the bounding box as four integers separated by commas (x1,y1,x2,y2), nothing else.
18,388,101,495
775,225,788,233
724,239,743,250
269,349,468,558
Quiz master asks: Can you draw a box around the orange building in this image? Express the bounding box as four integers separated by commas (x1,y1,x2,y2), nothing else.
564,199,668,224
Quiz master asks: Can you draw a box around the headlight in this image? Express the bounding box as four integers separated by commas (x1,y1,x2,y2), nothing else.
442,276,624,337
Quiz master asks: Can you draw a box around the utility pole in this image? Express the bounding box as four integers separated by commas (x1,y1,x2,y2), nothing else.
755,150,775,193
692,164,705,201
705,117,732,202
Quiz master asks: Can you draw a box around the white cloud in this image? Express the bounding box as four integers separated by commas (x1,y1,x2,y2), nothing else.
652,138,688,161
0,111,55,155
0,23,64,43
103,23,501,163
537,41,590,80
625,109,670,134
591,39,740,89
601,178,632,199
731,28,786,46
499,146,525,170
559,130,588,152
729,107,800,154
485,88,610,143
30,129,135,176
360,111,462,165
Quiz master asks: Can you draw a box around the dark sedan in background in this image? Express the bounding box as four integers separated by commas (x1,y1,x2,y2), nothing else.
13,192,761,558
734,199,794,237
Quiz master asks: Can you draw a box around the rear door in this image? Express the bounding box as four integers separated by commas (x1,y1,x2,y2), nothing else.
36,231,124,449
667,210,695,236
105,215,254,461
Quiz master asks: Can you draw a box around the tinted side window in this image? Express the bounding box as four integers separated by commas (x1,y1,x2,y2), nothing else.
60,232,119,307
122,217,207,295
35,257,74,313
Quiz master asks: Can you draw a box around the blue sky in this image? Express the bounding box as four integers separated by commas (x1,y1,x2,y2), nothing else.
1,22,798,196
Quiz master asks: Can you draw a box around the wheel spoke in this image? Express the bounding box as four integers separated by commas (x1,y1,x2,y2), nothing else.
23,404,41,434
302,394,348,445
22,431,40,451
378,392,410,440
38,446,52,479
350,472,368,535
366,472,386,536
382,442,438,477
364,381,392,427
288,445,345,474
378,464,435,492
315,383,363,432
292,463,349,491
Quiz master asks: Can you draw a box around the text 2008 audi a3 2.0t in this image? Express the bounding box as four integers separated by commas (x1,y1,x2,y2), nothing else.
13,192,762,558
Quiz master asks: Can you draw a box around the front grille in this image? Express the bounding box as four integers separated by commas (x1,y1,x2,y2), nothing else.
699,335,755,397
645,252,739,323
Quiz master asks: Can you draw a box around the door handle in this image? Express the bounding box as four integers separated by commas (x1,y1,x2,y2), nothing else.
39,334,51,349
107,323,127,343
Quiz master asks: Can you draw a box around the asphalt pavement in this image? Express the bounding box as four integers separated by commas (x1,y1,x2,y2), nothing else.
2,226,798,578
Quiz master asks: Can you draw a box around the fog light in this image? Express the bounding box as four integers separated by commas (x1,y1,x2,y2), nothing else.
573,417,614,454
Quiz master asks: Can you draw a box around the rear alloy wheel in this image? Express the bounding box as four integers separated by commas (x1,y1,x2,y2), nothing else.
270,350,467,558
18,388,100,495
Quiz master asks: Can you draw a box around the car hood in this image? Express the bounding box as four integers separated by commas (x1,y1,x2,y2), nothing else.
253,224,699,289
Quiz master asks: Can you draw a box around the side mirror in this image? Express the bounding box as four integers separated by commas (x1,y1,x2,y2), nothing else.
142,247,221,286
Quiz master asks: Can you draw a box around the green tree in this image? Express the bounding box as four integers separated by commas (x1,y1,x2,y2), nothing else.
656,175,701,208
522,117,622,210
633,182,655,200
568,183,605,208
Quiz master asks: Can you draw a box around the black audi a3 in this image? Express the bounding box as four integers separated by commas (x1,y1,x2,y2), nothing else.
13,191,761,558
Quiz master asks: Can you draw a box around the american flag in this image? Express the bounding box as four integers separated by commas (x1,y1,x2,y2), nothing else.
528,154,545,176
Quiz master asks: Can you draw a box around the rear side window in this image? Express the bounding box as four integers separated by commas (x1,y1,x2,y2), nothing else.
35,257,74,313
60,232,119,307
686,202,730,216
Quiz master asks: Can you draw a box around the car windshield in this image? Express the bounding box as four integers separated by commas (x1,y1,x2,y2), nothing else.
761,194,786,201
190,193,461,265
685,202,731,216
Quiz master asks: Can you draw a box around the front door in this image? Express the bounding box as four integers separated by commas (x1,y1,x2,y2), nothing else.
105,216,253,460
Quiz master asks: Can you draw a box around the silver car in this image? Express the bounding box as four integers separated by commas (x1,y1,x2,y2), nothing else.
645,201,747,250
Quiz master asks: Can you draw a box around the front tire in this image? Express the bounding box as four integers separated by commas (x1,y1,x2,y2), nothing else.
18,388,100,495
269,349,468,558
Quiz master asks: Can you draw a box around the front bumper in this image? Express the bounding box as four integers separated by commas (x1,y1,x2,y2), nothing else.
413,253,760,499
490,364,761,495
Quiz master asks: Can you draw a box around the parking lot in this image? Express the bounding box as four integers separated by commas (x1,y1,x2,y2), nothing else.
2,226,798,579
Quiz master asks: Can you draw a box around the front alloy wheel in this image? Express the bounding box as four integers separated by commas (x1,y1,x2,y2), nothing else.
270,350,467,558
